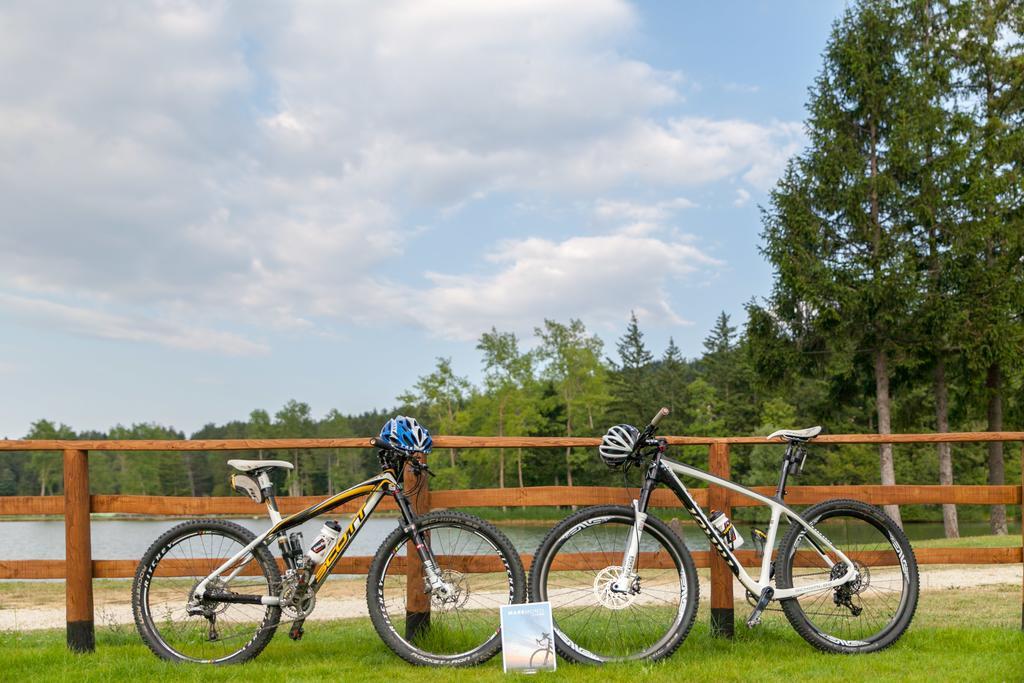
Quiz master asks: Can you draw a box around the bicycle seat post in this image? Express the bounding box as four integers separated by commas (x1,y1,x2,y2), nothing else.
775,442,795,500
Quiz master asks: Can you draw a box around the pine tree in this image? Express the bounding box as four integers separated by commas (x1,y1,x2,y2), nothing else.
609,311,656,424
758,0,919,526
657,337,688,428
899,0,966,538
703,312,736,356
947,0,1024,534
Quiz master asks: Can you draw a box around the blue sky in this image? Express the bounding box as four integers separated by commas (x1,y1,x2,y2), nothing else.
0,1,848,438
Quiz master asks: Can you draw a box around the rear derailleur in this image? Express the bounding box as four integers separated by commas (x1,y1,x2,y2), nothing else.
831,563,865,616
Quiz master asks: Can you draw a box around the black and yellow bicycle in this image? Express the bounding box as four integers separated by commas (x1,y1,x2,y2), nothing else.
131,422,526,666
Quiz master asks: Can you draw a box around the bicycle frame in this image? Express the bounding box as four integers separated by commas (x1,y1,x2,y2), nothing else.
193,468,442,604
619,450,857,601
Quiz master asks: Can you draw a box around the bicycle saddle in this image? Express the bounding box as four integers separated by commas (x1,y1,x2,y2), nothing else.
766,426,821,441
227,459,295,472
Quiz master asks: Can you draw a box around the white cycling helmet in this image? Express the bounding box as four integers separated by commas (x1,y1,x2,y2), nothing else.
599,424,640,467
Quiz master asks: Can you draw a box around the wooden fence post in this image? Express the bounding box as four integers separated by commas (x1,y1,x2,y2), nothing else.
405,455,431,641
64,448,94,653
708,441,734,638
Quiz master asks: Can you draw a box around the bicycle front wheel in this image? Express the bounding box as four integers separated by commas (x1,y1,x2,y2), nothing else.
132,519,282,664
367,510,527,666
529,505,699,664
777,499,919,653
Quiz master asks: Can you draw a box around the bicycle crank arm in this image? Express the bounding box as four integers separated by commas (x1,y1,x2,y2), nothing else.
746,586,774,628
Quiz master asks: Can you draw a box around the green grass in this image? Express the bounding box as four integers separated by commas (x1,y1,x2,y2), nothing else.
910,533,1022,548
1,585,1021,682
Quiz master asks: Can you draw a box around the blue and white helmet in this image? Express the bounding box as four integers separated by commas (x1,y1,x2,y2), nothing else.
378,415,433,454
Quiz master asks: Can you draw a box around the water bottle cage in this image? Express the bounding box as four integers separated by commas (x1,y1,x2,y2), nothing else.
720,521,737,547
751,528,768,558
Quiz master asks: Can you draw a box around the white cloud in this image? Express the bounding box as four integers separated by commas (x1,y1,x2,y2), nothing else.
404,229,722,341
594,197,697,223
0,293,269,356
734,188,752,207
0,1,801,351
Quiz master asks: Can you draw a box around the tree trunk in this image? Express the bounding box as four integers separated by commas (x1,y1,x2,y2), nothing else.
289,449,301,497
517,448,524,488
565,447,574,488
327,450,334,494
186,454,198,498
934,358,958,538
447,400,457,467
517,447,524,510
986,363,1007,534
874,349,902,527
498,402,506,511
565,409,574,489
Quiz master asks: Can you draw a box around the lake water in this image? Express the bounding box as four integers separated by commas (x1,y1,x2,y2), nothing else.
0,515,1018,562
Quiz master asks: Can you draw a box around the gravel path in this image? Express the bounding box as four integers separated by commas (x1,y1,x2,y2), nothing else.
1,565,1020,632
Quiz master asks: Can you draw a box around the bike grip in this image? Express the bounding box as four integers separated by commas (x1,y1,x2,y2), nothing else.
651,407,670,427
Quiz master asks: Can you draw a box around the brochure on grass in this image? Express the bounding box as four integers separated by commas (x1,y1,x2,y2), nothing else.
500,602,556,673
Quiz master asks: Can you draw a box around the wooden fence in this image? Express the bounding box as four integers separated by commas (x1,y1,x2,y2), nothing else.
0,432,1022,653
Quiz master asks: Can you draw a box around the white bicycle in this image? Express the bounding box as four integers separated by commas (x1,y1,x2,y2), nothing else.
529,408,919,663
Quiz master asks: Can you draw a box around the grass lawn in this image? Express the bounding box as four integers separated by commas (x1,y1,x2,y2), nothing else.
1,583,1021,683
910,533,1022,548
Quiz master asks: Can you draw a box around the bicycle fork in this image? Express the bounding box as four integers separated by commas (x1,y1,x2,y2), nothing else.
394,491,455,598
612,500,648,594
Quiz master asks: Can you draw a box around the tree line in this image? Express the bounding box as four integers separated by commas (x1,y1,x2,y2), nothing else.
3,309,1020,533
1,0,1021,536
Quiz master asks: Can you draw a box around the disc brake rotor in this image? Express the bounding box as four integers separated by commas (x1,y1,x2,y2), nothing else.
431,569,470,611
188,578,229,617
593,566,637,610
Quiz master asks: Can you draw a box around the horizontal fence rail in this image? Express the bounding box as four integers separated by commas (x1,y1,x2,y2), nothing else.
0,432,1021,651
4,430,1024,451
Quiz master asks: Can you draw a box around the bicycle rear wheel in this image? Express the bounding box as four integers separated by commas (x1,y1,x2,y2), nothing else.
529,505,698,664
367,510,527,666
132,519,281,664
776,499,918,653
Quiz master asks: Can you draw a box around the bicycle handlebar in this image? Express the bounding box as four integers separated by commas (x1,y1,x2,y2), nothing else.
649,407,669,428
370,438,432,475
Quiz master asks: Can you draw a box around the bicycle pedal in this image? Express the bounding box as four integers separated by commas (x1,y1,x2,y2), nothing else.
746,587,774,628
288,623,305,641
